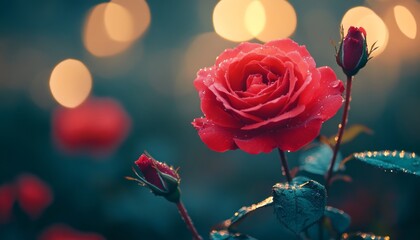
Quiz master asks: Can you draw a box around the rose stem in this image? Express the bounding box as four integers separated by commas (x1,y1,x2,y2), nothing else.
278,148,292,183
325,75,353,190
176,201,203,240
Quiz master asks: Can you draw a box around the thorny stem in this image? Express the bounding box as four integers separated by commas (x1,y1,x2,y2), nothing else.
278,148,292,183
176,201,203,240
325,75,353,190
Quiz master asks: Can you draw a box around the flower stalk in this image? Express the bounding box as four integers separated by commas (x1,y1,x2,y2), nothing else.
176,201,203,240
325,75,353,188
278,148,292,183
129,153,203,239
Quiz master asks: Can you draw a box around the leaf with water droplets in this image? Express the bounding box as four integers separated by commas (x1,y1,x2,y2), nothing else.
299,141,342,175
353,150,420,176
272,177,326,234
341,232,390,240
325,206,351,234
212,197,273,231
209,230,258,240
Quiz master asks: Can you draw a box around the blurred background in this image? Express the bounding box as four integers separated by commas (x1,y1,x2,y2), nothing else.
0,0,419,239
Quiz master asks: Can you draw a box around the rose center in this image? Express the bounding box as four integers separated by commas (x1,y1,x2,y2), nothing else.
245,72,279,94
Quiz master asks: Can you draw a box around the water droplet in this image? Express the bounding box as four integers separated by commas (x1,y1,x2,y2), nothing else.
330,81,340,88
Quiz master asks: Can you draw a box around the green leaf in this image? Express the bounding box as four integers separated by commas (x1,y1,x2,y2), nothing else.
214,197,273,230
341,232,390,240
325,206,351,234
272,177,327,234
299,141,342,175
353,150,420,176
209,230,258,240
307,206,351,239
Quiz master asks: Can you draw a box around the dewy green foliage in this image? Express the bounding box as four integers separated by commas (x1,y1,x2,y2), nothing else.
324,206,351,234
299,141,342,175
272,177,326,234
353,150,420,176
209,230,258,240
210,197,273,239
340,232,390,240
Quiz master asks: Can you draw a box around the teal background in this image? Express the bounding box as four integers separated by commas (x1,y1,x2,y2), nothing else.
0,0,419,239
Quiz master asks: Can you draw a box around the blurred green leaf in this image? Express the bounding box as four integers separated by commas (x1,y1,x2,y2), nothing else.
325,206,351,234
341,232,390,240
306,206,351,240
299,141,342,175
328,124,373,146
354,150,420,176
272,177,326,234
209,230,258,240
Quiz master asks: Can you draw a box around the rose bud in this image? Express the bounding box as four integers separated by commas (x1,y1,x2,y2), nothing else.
336,26,376,77
52,97,131,156
16,174,53,219
0,183,15,223
130,153,180,203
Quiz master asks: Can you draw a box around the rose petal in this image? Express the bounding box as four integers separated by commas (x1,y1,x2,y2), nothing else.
213,83,252,109
194,67,216,90
297,69,320,106
226,53,266,91
234,118,323,154
266,39,316,69
199,88,242,128
209,85,264,123
215,42,261,66
192,118,237,152
241,105,305,130
299,67,343,121
241,95,288,119
234,133,277,154
274,118,324,151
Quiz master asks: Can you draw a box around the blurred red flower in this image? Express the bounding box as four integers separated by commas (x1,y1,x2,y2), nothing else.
39,224,105,240
192,39,344,154
16,174,53,219
52,97,131,155
0,183,15,223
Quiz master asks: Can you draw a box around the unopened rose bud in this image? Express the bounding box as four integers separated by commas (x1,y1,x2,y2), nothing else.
132,153,180,203
336,26,375,77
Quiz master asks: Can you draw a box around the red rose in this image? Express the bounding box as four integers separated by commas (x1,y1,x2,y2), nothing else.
39,224,105,240
52,97,131,155
192,39,344,154
16,174,53,219
0,183,15,223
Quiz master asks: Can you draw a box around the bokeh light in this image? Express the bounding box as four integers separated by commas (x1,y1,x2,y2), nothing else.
177,32,236,95
112,0,151,41
213,0,255,42
256,0,297,42
49,59,92,108
83,3,132,57
83,1,150,57
244,0,266,37
393,5,417,40
341,6,389,57
104,3,134,42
